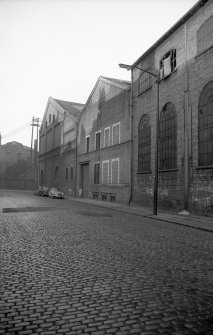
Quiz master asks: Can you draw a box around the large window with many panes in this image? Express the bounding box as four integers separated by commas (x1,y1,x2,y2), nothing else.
138,115,151,172
198,81,213,166
159,103,177,170
197,16,213,54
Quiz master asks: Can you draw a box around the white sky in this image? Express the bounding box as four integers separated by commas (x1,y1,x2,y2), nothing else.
0,0,198,147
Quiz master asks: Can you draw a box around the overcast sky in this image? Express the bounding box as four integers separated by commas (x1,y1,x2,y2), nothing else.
0,0,198,147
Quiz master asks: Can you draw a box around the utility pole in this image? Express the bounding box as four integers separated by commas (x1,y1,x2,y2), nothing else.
30,117,40,187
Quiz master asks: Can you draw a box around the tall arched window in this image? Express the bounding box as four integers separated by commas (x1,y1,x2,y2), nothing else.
198,81,213,166
159,103,177,170
138,114,151,172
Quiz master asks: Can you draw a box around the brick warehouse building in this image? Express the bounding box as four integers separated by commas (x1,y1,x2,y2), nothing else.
129,0,213,214
76,77,131,203
39,97,84,194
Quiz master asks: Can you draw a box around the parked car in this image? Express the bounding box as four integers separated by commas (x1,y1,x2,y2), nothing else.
34,186,43,196
41,187,50,197
48,187,64,199
34,186,49,197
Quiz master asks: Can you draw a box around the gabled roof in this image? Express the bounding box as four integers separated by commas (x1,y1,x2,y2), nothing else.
132,0,209,67
101,77,131,87
55,99,84,120
79,76,130,120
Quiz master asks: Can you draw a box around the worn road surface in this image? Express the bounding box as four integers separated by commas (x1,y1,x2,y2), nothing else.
0,190,213,335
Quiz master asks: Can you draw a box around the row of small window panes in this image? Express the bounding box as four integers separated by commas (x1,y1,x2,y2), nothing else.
94,160,119,185
65,167,74,181
86,123,120,152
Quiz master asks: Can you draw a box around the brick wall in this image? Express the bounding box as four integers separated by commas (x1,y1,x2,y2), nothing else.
77,77,131,204
132,0,213,214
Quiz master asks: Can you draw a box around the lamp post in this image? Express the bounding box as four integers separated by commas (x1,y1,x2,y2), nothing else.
119,63,160,215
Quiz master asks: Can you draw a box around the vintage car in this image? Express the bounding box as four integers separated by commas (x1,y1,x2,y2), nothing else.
48,187,64,199
34,186,49,197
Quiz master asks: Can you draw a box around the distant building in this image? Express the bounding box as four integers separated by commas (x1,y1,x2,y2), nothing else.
130,0,213,214
76,76,131,203
39,97,84,194
0,141,33,189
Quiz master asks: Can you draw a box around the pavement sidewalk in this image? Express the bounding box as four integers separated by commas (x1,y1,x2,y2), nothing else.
68,197,213,233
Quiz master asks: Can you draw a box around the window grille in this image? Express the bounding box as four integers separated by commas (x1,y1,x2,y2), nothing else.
159,103,177,170
138,115,151,172
138,71,152,95
197,16,213,54
198,81,213,166
94,162,100,184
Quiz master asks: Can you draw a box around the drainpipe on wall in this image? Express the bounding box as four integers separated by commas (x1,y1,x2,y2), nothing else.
184,22,190,211
74,121,79,198
129,69,134,205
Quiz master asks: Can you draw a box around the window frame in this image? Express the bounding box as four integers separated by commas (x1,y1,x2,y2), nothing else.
138,114,151,172
104,126,110,147
65,167,68,181
95,130,101,151
85,135,90,153
160,49,176,79
111,158,120,184
94,161,100,184
159,102,177,171
138,70,152,95
102,160,109,184
197,16,213,55
198,81,213,167
112,122,121,145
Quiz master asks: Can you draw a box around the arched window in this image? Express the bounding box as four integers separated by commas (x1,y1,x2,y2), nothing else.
198,81,213,166
197,16,213,54
159,103,177,170
138,114,151,172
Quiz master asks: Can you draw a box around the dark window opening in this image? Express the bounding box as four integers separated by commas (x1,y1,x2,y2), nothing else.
93,192,99,199
160,49,176,79
49,114,51,123
86,137,90,153
94,163,100,184
65,168,68,181
159,102,177,170
138,115,151,172
53,115,55,123
102,193,108,201
198,81,213,166
96,132,101,150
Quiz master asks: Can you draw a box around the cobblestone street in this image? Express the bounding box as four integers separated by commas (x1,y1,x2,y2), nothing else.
0,191,213,335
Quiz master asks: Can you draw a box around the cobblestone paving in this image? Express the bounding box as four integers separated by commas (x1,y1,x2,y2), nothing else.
0,192,213,334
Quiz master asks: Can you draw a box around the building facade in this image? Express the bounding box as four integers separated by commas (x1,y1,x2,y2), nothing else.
76,77,131,203
39,97,84,194
131,0,213,214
